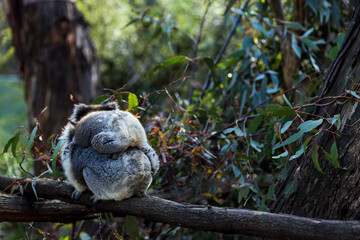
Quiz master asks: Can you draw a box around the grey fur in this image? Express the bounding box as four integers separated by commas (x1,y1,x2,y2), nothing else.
59,102,159,201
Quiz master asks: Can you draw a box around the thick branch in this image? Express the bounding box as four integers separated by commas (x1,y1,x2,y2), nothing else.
0,175,360,239
0,194,96,222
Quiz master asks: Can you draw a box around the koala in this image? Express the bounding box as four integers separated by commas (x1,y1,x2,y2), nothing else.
59,102,159,201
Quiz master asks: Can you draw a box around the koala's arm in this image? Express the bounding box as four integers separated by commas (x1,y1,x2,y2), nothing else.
91,131,131,154
139,143,159,174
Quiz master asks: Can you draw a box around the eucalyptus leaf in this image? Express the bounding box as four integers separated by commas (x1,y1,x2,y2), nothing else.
312,146,324,174
281,121,293,134
298,119,323,133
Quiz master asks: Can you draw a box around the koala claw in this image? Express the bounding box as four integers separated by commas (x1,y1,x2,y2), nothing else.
72,190,82,200
90,195,101,204
111,151,124,160
135,191,148,197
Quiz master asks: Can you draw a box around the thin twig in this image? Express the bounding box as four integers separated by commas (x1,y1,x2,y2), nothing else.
189,0,213,103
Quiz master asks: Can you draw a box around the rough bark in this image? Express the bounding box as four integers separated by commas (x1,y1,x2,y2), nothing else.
270,0,304,89
0,194,96,222
4,0,100,139
0,175,360,239
270,3,360,220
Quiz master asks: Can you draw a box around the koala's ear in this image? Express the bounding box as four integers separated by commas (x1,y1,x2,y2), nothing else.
70,104,91,122
102,102,118,110
69,102,118,122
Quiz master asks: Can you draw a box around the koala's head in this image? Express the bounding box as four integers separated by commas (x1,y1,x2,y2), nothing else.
69,102,119,148
69,102,118,124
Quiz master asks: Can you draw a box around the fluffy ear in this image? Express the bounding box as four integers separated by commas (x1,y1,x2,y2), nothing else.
69,102,118,122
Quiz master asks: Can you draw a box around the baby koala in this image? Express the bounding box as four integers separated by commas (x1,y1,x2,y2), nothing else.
60,102,159,201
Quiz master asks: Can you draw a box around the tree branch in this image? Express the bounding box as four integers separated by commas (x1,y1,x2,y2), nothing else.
0,194,97,222
0,175,360,239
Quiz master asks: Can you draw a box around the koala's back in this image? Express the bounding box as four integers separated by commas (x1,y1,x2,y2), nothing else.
75,146,152,201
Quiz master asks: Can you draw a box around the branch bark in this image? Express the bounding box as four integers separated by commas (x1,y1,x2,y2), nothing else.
0,194,96,222
1,175,359,240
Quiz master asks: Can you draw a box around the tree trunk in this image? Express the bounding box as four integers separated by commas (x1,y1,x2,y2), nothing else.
270,2,360,220
4,0,100,174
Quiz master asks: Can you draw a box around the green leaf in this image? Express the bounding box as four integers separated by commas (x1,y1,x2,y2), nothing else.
3,131,21,154
52,139,64,173
301,28,314,38
231,165,241,178
291,34,301,58
285,21,305,31
257,105,295,117
273,131,303,150
104,88,122,102
31,181,38,201
337,32,346,48
284,179,298,197
332,2,340,25
11,136,19,158
289,147,304,161
123,18,140,29
250,19,265,32
283,94,293,108
128,93,139,110
149,26,162,43
298,119,323,133
323,142,340,168
302,38,319,51
303,135,314,154
125,216,141,240
312,146,324,174
250,138,263,152
266,184,276,201
238,186,250,204
147,56,191,77
310,54,320,72
345,90,360,99
203,57,216,78
27,126,38,151
281,121,293,134
272,150,288,159
328,46,339,60
247,115,263,135
92,95,110,105
327,114,341,130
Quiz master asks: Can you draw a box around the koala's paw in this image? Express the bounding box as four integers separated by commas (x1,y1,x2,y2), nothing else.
139,144,159,174
90,195,101,204
111,151,125,160
72,190,82,200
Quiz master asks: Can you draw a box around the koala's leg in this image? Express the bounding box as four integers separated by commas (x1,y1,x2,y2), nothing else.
61,140,88,197
82,165,133,202
139,143,159,174
91,132,130,155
